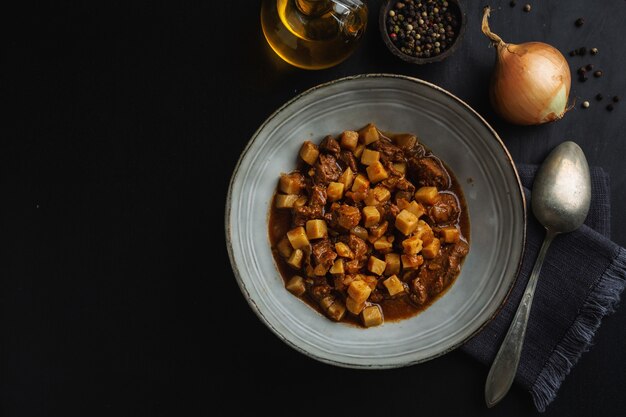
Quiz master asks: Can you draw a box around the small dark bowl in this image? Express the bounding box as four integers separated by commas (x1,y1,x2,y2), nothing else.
379,0,467,64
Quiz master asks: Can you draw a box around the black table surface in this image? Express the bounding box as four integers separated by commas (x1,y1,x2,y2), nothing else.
4,1,626,416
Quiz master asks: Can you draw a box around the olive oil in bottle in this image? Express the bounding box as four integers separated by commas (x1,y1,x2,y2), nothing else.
261,0,368,70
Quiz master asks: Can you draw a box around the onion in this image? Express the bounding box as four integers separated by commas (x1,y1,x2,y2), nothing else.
481,7,571,125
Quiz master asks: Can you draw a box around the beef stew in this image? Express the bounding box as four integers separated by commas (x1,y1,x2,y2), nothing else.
269,123,469,328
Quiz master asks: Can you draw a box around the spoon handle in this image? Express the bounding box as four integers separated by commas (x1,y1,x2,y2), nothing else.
485,229,557,407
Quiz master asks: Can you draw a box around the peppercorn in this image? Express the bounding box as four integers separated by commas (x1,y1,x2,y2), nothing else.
569,50,577,57
523,4,531,12
575,18,584,27
594,70,603,78
577,47,587,56
596,94,603,101
510,0,516,6
577,67,586,76
613,96,620,103
607,104,614,111
579,74,588,82
585,64,593,71
590,47,598,55
581,101,590,109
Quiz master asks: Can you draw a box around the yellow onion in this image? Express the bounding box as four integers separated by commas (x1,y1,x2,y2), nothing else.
481,7,571,125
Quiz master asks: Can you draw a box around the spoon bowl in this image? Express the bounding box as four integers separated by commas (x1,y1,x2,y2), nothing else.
485,141,591,407
532,141,592,233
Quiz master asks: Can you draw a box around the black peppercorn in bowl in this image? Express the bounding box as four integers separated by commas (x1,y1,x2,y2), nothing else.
380,0,466,64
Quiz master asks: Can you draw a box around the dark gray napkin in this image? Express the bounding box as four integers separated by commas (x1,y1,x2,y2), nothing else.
462,164,626,412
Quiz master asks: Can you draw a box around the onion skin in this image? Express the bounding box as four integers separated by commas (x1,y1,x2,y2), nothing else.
482,7,571,125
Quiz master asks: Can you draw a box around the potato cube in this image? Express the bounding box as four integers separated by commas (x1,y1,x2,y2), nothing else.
276,236,293,258
396,198,410,212
368,255,386,276
393,133,417,149
364,186,391,206
369,221,388,239
359,123,380,145
329,259,344,275
441,226,461,243
360,148,380,166
366,161,389,183
405,200,426,218
335,242,354,259
402,235,423,255
275,194,299,209
422,237,441,259
373,237,393,252
338,167,355,190
383,275,405,296
384,253,401,276
279,173,305,195
314,264,329,276
415,186,439,205
294,196,308,208
395,209,419,235
287,249,304,269
351,174,370,192
287,226,310,249
340,130,359,151
299,141,319,165
347,227,367,242
326,182,345,202
401,254,424,270
346,297,366,315
305,219,328,240
392,162,407,175
348,280,372,304
361,305,383,327
286,275,306,296
353,144,366,158
362,206,381,227
326,300,346,322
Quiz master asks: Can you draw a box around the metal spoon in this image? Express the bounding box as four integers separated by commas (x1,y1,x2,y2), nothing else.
484,141,591,407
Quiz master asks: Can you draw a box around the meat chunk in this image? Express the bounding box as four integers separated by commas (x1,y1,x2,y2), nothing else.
311,238,337,268
381,176,400,191
293,205,323,226
335,204,361,230
340,234,369,260
371,139,404,163
319,135,341,156
395,177,416,193
408,157,450,189
410,277,428,305
427,193,460,225
339,150,358,172
378,202,400,223
309,283,332,302
345,258,367,274
314,154,342,185
293,185,327,226
445,240,469,281
308,185,327,207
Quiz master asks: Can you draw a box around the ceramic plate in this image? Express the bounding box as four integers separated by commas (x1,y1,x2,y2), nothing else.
226,74,525,369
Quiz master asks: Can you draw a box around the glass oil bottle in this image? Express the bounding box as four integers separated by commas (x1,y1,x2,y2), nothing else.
261,0,368,70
